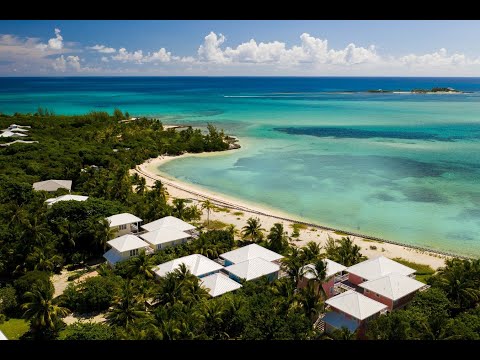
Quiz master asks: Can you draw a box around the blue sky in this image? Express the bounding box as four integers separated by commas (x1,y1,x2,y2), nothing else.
1,20,480,76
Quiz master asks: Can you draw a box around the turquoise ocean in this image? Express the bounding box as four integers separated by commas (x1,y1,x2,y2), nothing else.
1,77,480,256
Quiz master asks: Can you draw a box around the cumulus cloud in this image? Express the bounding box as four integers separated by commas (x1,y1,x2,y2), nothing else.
52,55,82,72
88,44,116,53
110,47,175,64
47,28,63,50
198,32,229,63
101,56,109,62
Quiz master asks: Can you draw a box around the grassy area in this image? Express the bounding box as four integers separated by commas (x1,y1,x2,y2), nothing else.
233,211,244,216
393,257,435,284
213,207,230,213
0,318,29,340
334,230,350,236
290,223,308,230
203,220,229,230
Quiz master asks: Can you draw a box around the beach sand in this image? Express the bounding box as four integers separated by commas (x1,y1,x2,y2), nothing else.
132,154,450,270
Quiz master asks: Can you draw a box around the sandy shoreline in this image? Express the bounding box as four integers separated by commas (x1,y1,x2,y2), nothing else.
132,152,451,270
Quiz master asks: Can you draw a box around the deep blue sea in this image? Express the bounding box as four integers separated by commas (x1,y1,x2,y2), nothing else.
2,76,480,256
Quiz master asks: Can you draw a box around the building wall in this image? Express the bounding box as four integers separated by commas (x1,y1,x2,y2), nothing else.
298,276,336,298
363,289,394,310
393,292,417,310
348,273,367,286
154,237,191,251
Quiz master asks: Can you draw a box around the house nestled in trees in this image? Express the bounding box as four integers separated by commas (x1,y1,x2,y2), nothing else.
33,179,72,193
45,194,88,207
219,243,283,266
106,213,142,236
299,259,347,298
140,226,191,251
103,234,153,266
200,272,242,297
153,254,224,278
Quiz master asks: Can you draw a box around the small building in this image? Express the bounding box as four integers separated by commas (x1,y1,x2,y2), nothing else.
224,257,280,282
219,243,283,266
140,227,191,251
141,216,196,234
153,254,224,278
106,213,143,236
45,194,88,207
299,259,347,298
0,130,28,138
346,256,416,286
103,234,152,266
0,330,7,340
9,127,29,132
200,272,242,297
359,273,426,311
323,290,388,338
9,124,31,129
33,179,72,193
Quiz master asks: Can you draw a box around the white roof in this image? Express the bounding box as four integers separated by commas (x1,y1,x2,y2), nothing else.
141,216,196,232
106,213,142,227
0,130,28,137
33,179,72,192
220,244,283,264
9,124,31,128
45,194,88,206
224,257,280,281
107,234,150,252
201,273,242,297
326,290,388,320
301,259,347,279
359,273,425,300
0,330,7,340
9,127,29,132
346,256,416,281
140,226,191,245
154,254,224,278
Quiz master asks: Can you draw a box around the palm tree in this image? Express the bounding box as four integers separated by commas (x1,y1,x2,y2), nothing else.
281,246,305,285
226,224,238,239
304,258,330,301
266,223,289,253
91,218,118,252
26,246,63,273
298,281,323,323
173,263,197,284
22,282,70,333
152,180,168,202
201,200,215,228
172,199,187,220
127,249,155,279
301,241,322,263
330,326,357,340
106,280,148,329
135,177,147,195
198,301,228,340
241,217,265,243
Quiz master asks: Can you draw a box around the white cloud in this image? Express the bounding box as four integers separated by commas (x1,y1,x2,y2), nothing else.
110,47,174,64
112,47,144,63
47,28,63,50
101,56,109,62
52,55,82,72
198,32,229,63
89,44,116,53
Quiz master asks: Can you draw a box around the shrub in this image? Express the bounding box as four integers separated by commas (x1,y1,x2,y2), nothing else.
14,271,52,301
0,285,17,315
369,245,377,250
60,322,116,340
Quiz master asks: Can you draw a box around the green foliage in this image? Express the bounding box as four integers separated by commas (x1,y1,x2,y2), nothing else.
324,236,366,266
202,219,228,230
59,321,116,340
241,217,265,244
266,223,289,254
13,271,51,302
393,257,435,283
0,318,29,340
0,285,17,315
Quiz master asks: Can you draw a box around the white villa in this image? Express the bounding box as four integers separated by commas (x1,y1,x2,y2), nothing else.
140,227,191,251
103,234,152,266
346,256,416,285
224,257,281,282
106,213,142,236
45,194,88,207
153,254,223,278
141,216,196,234
33,179,72,193
323,290,388,334
219,244,284,266
200,273,242,297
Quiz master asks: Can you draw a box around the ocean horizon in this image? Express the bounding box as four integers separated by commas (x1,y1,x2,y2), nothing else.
2,76,480,256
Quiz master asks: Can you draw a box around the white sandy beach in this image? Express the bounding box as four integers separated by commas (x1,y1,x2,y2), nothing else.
132,153,450,270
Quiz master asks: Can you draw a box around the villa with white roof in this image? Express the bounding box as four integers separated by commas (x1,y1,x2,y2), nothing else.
323,290,388,337
346,256,416,286
33,179,72,193
358,273,426,311
106,213,142,236
141,216,196,234
200,273,242,297
299,259,347,298
0,130,28,138
153,254,224,278
224,257,281,282
219,243,283,266
103,234,152,266
140,227,191,251
45,194,88,207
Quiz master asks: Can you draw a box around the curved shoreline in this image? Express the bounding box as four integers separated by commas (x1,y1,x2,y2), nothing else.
131,153,475,270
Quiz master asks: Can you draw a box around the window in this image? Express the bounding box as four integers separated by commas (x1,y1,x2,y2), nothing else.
118,224,127,230
375,293,380,298
129,249,138,257
157,244,162,250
